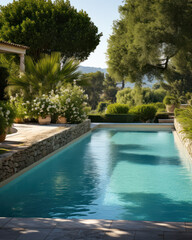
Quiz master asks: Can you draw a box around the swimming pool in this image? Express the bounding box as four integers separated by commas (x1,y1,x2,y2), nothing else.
0,128,192,222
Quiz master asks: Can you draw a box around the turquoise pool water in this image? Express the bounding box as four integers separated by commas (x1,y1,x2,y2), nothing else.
0,129,192,221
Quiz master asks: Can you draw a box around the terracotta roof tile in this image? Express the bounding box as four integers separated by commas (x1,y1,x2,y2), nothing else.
0,40,29,49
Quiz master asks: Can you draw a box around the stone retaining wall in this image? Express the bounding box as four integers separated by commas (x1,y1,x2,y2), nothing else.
0,120,91,183
174,119,192,158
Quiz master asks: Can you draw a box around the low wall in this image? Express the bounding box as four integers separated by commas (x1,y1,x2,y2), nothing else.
0,120,91,183
174,119,192,158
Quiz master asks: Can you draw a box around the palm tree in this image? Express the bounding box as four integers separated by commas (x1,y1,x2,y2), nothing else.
8,52,81,99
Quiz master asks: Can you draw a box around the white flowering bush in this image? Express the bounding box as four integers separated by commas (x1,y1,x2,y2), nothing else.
0,101,15,134
7,86,88,124
30,94,58,118
57,85,88,123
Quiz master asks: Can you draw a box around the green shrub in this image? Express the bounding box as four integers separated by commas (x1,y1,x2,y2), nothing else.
163,96,178,105
84,106,92,114
96,102,110,113
150,102,165,113
154,102,165,109
106,103,129,114
179,96,187,104
10,94,27,119
0,101,15,134
131,104,157,122
188,99,192,105
157,108,166,113
175,107,192,139
174,108,184,117
105,114,139,123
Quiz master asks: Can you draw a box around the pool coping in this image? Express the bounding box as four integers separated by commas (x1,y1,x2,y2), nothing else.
0,218,192,240
91,122,174,130
0,217,191,231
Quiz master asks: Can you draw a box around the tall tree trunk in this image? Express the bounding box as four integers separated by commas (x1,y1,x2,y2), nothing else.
121,79,125,89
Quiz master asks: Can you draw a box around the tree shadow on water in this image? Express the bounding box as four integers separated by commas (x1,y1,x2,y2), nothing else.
117,151,180,166
110,144,181,166
113,144,150,151
118,192,192,222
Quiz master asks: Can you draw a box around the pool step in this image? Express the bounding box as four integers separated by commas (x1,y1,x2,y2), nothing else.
158,119,174,123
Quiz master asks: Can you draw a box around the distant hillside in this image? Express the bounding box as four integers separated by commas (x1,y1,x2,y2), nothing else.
79,66,157,88
78,66,107,74
117,76,157,89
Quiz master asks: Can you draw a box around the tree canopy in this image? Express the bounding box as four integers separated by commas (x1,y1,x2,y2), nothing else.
82,71,104,109
107,0,192,85
0,0,102,60
116,87,166,106
102,73,117,102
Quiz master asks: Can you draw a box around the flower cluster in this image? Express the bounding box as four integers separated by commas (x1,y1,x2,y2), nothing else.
9,85,88,124
56,85,88,123
30,94,58,118
0,101,15,134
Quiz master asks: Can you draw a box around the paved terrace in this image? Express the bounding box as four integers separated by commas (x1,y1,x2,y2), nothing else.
0,218,192,240
0,123,72,152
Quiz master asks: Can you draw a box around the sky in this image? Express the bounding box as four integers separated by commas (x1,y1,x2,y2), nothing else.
1,0,123,68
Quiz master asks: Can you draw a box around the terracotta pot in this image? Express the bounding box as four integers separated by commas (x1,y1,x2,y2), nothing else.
38,115,51,125
14,118,24,123
57,116,67,124
166,104,175,113
0,132,6,142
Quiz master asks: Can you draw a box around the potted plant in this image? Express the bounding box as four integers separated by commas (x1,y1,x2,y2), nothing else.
56,85,88,124
30,94,57,125
0,101,15,142
51,92,67,124
57,115,67,124
163,96,179,113
57,101,67,124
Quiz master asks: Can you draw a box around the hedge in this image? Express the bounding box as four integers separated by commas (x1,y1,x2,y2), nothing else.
88,114,105,122
89,112,175,123
88,114,139,123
